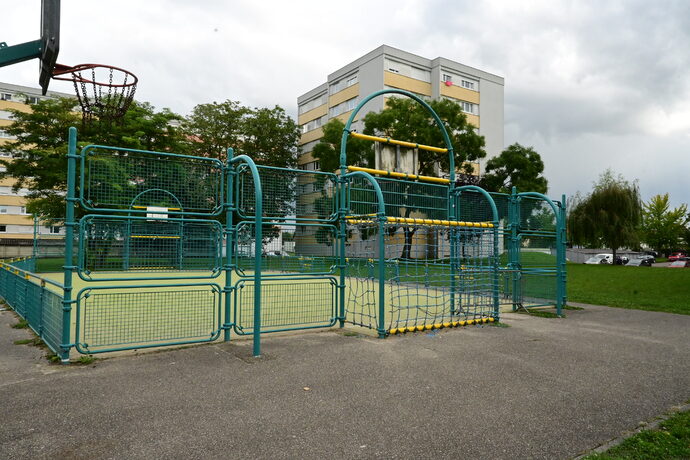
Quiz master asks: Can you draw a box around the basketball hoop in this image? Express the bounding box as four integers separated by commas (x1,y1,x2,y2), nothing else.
52,63,138,126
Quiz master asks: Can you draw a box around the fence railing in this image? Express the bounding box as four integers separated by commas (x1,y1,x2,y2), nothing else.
0,258,64,355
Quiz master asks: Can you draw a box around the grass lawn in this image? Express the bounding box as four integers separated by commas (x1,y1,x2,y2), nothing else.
586,408,690,459
567,263,690,315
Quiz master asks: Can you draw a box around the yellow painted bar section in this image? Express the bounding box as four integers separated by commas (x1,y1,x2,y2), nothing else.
349,132,448,154
130,235,181,239
345,216,493,228
389,317,495,334
347,165,450,185
131,206,182,211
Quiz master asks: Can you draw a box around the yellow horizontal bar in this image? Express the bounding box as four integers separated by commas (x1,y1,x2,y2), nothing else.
389,317,494,334
131,206,182,211
349,132,448,154
130,235,181,239
347,165,450,185
345,216,493,228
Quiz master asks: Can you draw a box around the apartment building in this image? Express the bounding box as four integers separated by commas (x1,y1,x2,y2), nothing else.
0,82,71,251
296,45,504,175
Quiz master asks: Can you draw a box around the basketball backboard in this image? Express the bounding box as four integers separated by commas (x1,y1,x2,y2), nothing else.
0,0,60,95
39,0,61,94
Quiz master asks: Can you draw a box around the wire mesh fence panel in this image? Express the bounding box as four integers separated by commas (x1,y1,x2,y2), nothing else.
75,284,222,353
344,220,498,333
375,177,449,220
81,146,224,215
40,288,64,353
0,265,64,354
235,222,338,276
520,272,558,308
33,218,72,272
234,278,337,334
236,166,337,222
79,216,222,277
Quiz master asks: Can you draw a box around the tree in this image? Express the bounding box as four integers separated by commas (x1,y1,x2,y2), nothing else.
640,194,688,256
240,106,301,168
0,98,189,218
311,118,373,173
363,97,485,176
481,143,548,194
568,170,642,262
183,101,300,167
183,100,249,160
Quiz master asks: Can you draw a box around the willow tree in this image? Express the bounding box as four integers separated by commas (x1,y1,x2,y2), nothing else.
568,170,642,262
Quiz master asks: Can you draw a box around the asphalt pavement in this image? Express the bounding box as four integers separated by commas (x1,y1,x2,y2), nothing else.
1,303,689,459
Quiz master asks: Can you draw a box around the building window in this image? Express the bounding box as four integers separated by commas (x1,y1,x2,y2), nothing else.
298,94,327,115
0,93,11,101
301,115,327,134
442,74,453,83
0,206,6,213
50,226,61,234
329,97,358,118
0,225,6,232
461,101,475,114
329,74,358,95
25,96,39,104
461,80,475,90
20,206,27,215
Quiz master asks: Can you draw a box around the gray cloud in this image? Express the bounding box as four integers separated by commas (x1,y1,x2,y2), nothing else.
1,0,688,207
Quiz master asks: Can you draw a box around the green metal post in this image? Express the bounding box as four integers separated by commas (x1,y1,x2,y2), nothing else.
32,216,38,272
223,149,235,342
61,127,78,363
560,194,567,308
510,187,520,311
377,212,386,337
229,155,262,357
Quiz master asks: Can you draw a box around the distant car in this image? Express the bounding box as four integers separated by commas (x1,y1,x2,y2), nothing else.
669,258,690,268
614,255,629,265
638,254,656,264
584,254,613,264
626,257,652,267
668,252,687,262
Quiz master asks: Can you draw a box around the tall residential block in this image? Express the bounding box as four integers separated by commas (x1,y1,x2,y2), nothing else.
0,82,71,254
296,45,504,174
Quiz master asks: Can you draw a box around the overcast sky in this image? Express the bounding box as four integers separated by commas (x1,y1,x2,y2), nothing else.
2,0,689,208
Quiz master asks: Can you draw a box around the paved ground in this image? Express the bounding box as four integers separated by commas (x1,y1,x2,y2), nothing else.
1,303,688,460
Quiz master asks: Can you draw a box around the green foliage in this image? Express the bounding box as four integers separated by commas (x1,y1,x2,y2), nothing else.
183,101,300,166
362,97,485,176
641,194,689,256
1,98,189,218
568,169,642,260
567,263,690,315
76,355,96,365
585,409,690,460
311,118,373,172
11,319,28,329
481,143,548,194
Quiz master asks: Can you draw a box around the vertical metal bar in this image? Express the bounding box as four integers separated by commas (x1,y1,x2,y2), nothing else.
377,213,386,338
32,217,38,272
561,194,567,307
252,170,262,357
223,149,234,342
338,175,346,328
61,127,78,363
510,187,520,311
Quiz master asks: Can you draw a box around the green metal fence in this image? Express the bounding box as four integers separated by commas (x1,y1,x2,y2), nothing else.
0,260,64,354
0,89,566,362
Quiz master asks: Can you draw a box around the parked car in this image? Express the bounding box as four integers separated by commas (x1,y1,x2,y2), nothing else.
669,258,690,268
626,256,652,267
668,252,687,262
584,254,613,264
639,254,656,264
614,255,629,265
